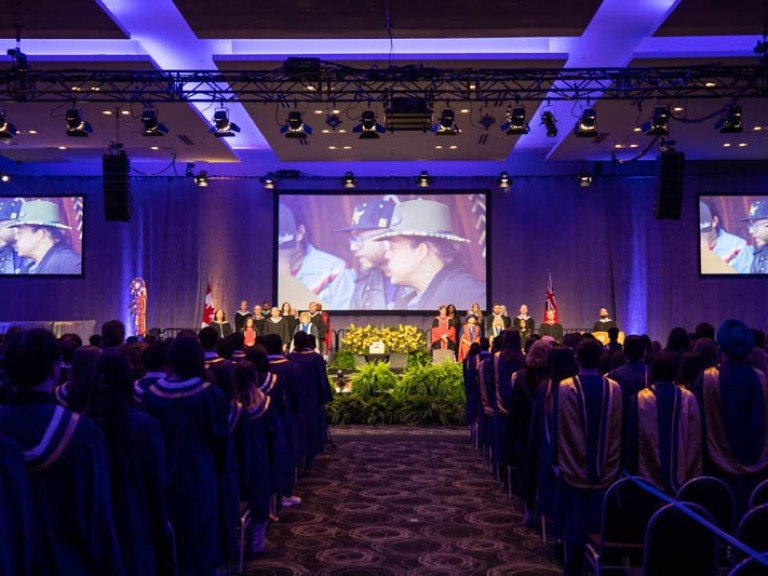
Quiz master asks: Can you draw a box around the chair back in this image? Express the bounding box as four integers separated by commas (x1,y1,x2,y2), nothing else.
749,479,768,511
728,553,768,576
676,475,736,534
643,502,718,576
601,477,665,546
736,504,768,559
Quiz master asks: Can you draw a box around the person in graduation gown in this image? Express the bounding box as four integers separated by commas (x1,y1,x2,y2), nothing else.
592,307,618,333
133,342,168,405
0,328,125,576
512,305,535,341
491,330,524,476
280,302,297,336
87,350,175,576
462,343,483,427
288,331,333,472
695,319,768,517
538,309,564,343
431,305,456,353
552,338,622,576
234,300,252,334
208,309,233,339
457,315,481,362
142,334,229,576
263,307,292,352
488,314,506,347
293,311,320,351
0,433,34,576
626,352,701,495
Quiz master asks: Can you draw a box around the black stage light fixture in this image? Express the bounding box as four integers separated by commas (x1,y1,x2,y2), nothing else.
261,172,276,189
497,171,511,189
578,169,592,187
141,108,168,137
353,110,385,139
574,108,598,138
432,108,459,136
325,113,343,131
715,104,743,134
501,107,529,135
185,162,195,177
281,111,313,139
0,112,17,141
194,170,209,187
642,106,670,136
65,109,93,137
210,108,240,137
416,170,433,188
541,111,558,137
341,171,357,188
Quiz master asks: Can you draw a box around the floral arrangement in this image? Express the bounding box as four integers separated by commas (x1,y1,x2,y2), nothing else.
341,324,426,355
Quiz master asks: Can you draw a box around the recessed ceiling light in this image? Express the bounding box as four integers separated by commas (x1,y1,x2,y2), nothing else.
306,85,317,91
633,127,642,133
629,144,639,148
90,86,100,91
321,129,330,134
614,144,623,148
121,110,130,116
449,145,458,149
102,110,113,115
435,145,443,149
672,107,684,112
328,146,337,150
338,129,347,134
314,110,323,114
27,130,37,135
738,143,748,147
753,126,762,131
460,109,470,114
343,145,352,150
150,146,159,150
332,109,340,114
58,146,67,150
704,82,716,88
723,143,732,147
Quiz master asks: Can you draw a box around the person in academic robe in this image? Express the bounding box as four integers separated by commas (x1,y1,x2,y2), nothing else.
0,433,34,576
293,311,319,351
142,335,228,576
431,305,457,352
251,305,266,334
308,301,328,354
457,315,481,362
463,342,483,427
512,304,535,339
487,303,512,333
280,302,297,335
539,309,564,343
491,330,524,475
488,314,506,346
288,331,333,472
695,319,768,517
446,304,462,339
625,352,701,495
208,309,233,339
469,303,485,338
54,344,101,412
592,307,618,333
552,338,622,576
87,351,176,576
263,307,292,351
234,300,252,333
0,328,126,576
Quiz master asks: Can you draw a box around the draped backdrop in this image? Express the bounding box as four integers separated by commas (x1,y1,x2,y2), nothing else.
0,173,764,341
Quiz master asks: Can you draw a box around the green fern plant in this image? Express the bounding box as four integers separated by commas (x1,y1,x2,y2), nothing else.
349,361,398,400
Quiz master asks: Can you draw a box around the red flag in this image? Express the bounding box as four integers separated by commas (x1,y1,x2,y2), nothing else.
201,279,214,327
544,272,560,323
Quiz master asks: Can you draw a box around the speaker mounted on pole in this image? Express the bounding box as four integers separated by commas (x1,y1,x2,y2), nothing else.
102,146,132,222
654,149,685,220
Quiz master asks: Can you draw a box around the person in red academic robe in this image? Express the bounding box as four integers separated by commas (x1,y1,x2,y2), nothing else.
457,315,481,362
431,305,456,353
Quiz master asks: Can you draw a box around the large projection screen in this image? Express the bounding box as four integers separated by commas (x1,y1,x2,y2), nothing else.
698,195,768,276
276,191,489,312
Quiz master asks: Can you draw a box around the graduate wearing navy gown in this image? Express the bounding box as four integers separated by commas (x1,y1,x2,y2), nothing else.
0,329,125,576
143,335,228,576
0,433,34,576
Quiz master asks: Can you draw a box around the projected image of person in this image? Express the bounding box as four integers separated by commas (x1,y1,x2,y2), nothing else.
374,199,485,311
733,198,768,274
336,199,410,310
699,200,748,271
6,200,81,275
0,199,24,274
277,203,355,310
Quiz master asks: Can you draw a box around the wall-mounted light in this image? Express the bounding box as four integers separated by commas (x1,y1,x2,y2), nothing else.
341,171,357,188
497,171,511,189
0,172,10,183
194,170,209,187
261,172,276,189
578,169,592,187
416,170,433,188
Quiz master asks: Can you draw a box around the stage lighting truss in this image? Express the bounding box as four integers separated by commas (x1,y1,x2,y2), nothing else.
281,111,312,141
715,104,743,133
210,108,240,137
574,108,598,138
65,109,93,137
642,106,670,136
541,111,557,137
353,110,385,139
501,107,529,135
341,171,357,188
0,112,16,140
416,170,433,187
141,108,168,136
432,108,459,136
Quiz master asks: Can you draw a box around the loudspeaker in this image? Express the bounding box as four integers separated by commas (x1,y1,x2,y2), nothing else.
103,152,131,221
654,151,685,220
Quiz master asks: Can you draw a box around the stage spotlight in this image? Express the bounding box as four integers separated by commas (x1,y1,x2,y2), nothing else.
353,110,385,139
0,112,17,141
578,169,592,187
0,172,9,183
432,109,459,136
185,162,195,177
65,109,93,137
325,113,343,131
715,104,743,134
497,171,511,189
261,172,276,189
642,106,670,136
416,170,433,188
501,107,529,135
194,170,209,187
574,108,598,138
541,111,558,137
141,109,168,137
341,171,357,188
210,109,240,138
281,111,313,139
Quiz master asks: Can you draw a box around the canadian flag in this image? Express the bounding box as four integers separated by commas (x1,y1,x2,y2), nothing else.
544,272,560,323
201,279,215,327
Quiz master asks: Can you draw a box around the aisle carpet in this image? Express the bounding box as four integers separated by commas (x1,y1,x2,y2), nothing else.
244,425,561,575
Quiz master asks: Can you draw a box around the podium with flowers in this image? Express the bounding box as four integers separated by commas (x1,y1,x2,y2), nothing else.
341,324,425,370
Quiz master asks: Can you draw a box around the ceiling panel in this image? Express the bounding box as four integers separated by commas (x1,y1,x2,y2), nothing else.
1,0,128,39
655,0,766,36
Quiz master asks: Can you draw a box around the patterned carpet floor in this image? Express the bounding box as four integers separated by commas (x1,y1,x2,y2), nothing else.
244,425,562,575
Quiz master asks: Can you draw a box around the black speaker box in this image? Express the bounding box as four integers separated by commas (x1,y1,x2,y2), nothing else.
654,151,685,220
103,153,131,221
